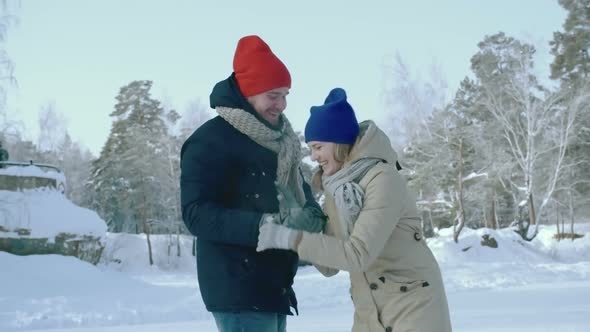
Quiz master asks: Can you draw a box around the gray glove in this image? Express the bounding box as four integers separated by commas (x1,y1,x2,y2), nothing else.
257,222,300,252
276,184,326,233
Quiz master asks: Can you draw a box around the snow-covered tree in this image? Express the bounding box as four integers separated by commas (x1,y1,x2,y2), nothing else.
472,32,585,240
382,53,449,149
88,80,183,264
179,98,212,140
54,133,94,205
0,1,18,139
37,102,67,152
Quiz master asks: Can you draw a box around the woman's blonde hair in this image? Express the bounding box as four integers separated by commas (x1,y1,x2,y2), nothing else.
333,143,353,163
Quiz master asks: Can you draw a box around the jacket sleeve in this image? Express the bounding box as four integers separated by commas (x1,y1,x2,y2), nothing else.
180,134,262,247
314,264,340,277
300,172,339,277
296,166,405,272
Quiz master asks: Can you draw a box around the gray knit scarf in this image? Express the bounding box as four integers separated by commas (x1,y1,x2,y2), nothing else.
322,158,382,238
216,106,306,205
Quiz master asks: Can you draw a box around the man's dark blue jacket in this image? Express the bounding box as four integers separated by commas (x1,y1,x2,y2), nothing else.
180,74,317,315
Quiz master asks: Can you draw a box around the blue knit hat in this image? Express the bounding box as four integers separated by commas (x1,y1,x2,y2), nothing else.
305,88,359,144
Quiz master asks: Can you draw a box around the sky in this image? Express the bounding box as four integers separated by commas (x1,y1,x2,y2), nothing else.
4,0,566,156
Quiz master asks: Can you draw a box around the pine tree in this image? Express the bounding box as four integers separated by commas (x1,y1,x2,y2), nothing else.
550,0,590,88
550,0,590,230
89,80,180,264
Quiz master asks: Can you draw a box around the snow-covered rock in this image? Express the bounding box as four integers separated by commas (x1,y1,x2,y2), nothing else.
0,164,67,193
0,189,107,264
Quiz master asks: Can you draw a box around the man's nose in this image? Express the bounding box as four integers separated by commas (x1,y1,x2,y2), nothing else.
275,97,286,111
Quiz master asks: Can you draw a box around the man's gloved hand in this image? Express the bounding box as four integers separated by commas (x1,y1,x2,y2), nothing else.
257,222,300,252
276,184,326,233
259,213,279,227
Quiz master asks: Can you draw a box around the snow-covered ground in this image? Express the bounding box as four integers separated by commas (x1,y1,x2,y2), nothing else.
2,222,590,332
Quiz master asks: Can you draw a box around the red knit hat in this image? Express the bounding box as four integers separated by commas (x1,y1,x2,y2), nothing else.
233,35,291,97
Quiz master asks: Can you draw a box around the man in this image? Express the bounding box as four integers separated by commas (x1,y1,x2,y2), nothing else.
180,35,325,332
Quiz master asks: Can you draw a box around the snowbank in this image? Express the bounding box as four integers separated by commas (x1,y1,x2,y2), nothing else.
99,232,196,273
0,189,106,240
430,224,590,265
429,224,590,291
0,165,66,185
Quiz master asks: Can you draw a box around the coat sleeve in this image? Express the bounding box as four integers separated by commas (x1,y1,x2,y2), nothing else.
180,133,262,247
314,264,340,277
301,175,339,277
297,167,405,272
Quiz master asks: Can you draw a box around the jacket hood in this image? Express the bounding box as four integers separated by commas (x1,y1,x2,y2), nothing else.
345,120,398,166
209,73,252,111
209,73,283,130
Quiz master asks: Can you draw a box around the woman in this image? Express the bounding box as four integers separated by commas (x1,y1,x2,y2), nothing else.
257,88,452,332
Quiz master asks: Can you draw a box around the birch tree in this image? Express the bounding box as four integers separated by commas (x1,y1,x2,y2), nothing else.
472,33,586,240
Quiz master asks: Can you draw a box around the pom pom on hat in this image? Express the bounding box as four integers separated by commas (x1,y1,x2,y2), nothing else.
305,88,359,144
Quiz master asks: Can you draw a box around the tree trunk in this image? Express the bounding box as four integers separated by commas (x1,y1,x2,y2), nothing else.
140,177,154,266
569,190,575,239
487,211,492,229
421,208,435,238
146,230,154,266
177,225,181,257
428,208,435,234
561,210,565,238
491,190,498,230
555,205,561,237
490,197,496,229
528,192,536,225
453,138,465,243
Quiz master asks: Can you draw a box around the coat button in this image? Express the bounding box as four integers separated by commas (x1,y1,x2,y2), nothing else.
400,286,408,292
254,194,260,198
281,288,287,295
251,172,255,176
385,327,392,332
369,283,378,290
414,232,422,241
262,171,266,176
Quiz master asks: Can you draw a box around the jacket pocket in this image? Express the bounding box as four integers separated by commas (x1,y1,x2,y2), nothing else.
373,275,435,332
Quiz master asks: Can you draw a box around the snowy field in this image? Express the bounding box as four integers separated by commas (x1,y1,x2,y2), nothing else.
2,224,590,332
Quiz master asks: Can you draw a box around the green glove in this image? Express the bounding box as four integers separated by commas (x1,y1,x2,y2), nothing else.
276,184,326,233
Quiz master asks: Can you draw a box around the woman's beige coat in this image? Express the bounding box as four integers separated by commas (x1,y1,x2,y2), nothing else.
297,122,452,332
